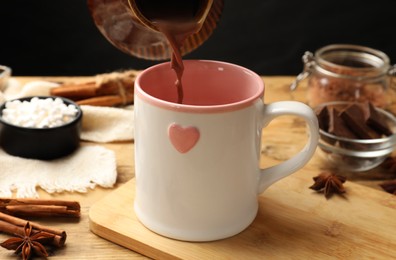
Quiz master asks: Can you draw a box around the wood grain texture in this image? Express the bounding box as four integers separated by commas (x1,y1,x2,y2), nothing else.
89,175,396,259
1,76,395,259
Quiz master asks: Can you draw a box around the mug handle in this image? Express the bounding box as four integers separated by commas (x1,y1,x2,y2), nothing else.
257,101,319,193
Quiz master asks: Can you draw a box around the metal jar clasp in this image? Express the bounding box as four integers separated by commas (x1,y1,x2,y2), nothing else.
290,51,315,91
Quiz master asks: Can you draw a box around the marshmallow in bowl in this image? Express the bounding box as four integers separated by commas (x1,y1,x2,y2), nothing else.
2,97,79,128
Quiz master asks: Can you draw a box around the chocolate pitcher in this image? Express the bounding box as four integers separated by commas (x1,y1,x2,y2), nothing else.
87,0,224,60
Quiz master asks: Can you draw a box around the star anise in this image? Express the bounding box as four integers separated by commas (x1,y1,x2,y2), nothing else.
309,172,347,199
0,222,53,260
379,180,396,195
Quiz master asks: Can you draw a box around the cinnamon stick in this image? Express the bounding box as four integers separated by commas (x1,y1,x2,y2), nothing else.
50,81,134,99
0,212,66,247
50,81,97,99
0,198,80,218
76,94,134,107
96,80,134,96
49,70,137,107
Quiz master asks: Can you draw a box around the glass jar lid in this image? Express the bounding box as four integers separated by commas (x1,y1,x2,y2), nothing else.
315,44,390,79
291,44,396,90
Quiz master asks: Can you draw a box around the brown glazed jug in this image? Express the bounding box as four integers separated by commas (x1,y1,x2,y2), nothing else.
87,0,224,60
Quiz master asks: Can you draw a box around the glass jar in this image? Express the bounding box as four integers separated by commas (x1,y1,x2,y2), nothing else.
291,44,396,110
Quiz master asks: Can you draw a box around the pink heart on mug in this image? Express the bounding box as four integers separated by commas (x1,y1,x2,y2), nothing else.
168,123,200,153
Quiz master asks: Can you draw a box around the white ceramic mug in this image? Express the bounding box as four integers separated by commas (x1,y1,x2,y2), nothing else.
134,60,319,241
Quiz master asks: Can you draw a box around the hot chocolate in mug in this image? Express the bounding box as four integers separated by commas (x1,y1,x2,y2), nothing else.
134,60,319,241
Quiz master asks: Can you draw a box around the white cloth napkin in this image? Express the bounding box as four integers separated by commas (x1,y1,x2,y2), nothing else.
80,105,134,143
0,146,117,198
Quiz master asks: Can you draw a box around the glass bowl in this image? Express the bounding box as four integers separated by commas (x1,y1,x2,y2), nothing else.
315,101,396,172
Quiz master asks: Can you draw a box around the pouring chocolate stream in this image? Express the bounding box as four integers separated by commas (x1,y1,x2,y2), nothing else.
128,0,214,104
87,0,222,104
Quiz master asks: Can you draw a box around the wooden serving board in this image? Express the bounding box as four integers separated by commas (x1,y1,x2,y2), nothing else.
89,169,396,259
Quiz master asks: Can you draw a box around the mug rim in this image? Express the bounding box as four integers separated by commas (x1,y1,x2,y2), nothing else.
135,60,265,113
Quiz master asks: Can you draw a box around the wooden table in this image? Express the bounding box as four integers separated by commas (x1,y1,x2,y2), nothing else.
0,76,394,259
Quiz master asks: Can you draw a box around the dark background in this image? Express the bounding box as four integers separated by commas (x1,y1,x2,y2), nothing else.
1,0,395,76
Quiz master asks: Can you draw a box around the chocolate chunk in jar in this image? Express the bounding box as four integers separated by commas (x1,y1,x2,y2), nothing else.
316,105,330,132
317,102,393,140
339,104,380,139
366,102,393,136
328,107,358,139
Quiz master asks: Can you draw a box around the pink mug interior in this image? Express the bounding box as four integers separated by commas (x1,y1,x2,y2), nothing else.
135,60,264,112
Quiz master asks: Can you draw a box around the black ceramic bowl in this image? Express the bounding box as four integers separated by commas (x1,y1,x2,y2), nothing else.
0,96,83,160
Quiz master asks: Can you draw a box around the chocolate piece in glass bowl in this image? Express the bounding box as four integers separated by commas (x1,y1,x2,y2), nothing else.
366,102,394,136
315,101,396,172
328,106,358,140
339,103,380,139
316,105,329,131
